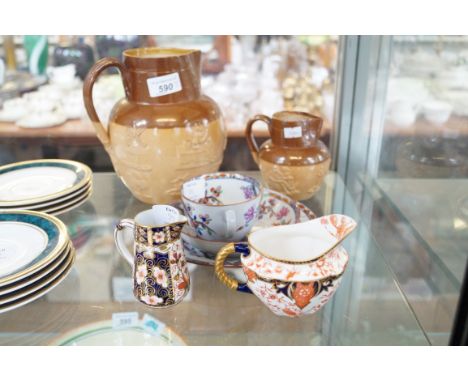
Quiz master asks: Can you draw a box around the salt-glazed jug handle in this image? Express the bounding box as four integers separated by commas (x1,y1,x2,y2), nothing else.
215,243,252,293
83,57,131,148
114,218,135,267
245,114,272,165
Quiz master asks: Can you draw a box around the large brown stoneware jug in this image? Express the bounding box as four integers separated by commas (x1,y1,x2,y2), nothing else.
83,48,226,204
246,111,330,200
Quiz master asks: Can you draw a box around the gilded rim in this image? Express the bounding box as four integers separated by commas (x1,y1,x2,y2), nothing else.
2,182,92,210
0,209,69,285
246,222,356,265
46,191,93,216
0,246,74,304
0,159,92,207
0,242,72,295
50,319,187,346
242,248,350,284
0,248,75,314
181,172,264,207
42,187,93,213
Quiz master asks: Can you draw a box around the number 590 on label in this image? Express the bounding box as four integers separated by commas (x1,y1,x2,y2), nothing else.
147,72,182,98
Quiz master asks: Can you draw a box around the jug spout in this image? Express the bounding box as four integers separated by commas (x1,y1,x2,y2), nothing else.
248,214,357,263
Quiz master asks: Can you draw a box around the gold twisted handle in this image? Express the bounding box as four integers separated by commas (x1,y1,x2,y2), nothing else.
214,243,238,290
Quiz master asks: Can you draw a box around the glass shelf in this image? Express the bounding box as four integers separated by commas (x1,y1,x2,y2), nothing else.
0,172,428,345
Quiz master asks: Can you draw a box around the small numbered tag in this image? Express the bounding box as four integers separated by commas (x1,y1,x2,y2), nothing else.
112,312,139,329
147,72,182,98
284,126,303,139
142,313,166,334
152,205,181,225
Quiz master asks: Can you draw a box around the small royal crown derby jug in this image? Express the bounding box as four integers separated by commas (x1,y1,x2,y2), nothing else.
246,111,330,200
215,214,357,317
83,48,227,204
114,205,190,308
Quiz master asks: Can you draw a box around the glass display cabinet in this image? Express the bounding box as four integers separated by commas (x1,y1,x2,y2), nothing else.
334,35,468,345
0,35,466,345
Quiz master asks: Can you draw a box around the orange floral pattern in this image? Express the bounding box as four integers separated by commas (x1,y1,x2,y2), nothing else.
243,246,348,282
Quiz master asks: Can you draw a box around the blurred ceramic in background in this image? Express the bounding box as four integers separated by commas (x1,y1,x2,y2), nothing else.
387,100,419,127
0,59,4,86
0,98,29,122
53,38,95,80
421,100,453,125
47,64,81,90
246,111,330,200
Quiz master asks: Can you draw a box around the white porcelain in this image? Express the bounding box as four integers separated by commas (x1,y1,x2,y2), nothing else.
182,225,228,254
42,187,92,214
27,97,58,113
249,214,357,263
0,222,48,278
17,111,67,129
0,182,91,210
0,159,92,208
0,166,77,202
435,67,468,90
0,98,29,122
0,247,73,303
51,318,186,346
0,211,69,287
181,173,262,242
421,100,453,125
0,58,4,85
181,188,316,267
47,64,76,84
45,192,92,216
0,252,74,314
215,214,357,317
387,100,418,127
0,245,71,296
438,89,468,116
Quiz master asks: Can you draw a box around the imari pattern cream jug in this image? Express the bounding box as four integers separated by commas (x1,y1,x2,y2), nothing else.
83,48,226,204
215,214,357,317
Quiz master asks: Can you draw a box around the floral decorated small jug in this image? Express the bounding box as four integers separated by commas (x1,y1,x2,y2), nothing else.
215,214,357,317
114,205,190,308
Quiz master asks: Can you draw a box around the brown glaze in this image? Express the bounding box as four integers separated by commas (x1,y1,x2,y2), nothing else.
83,48,226,204
246,111,330,200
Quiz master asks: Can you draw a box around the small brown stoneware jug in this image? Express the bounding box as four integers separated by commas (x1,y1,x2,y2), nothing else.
246,111,330,200
83,48,226,204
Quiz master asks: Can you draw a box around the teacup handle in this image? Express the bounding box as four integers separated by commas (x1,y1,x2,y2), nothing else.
245,114,272,165
215,243,251,293
114,219,135,266
224,210,236,239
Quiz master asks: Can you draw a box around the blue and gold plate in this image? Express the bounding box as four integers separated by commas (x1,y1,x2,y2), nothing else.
0,210,69,286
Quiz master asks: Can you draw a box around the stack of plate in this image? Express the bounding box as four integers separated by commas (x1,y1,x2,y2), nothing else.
0,159,92,215
0,210,75,313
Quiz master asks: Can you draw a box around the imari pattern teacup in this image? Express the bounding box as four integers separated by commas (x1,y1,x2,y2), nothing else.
114,206,190,308
181,173,263,242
